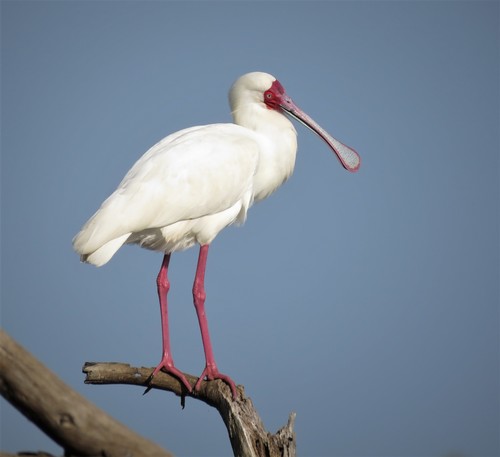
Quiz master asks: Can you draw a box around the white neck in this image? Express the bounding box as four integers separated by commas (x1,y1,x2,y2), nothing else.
232,102,298,202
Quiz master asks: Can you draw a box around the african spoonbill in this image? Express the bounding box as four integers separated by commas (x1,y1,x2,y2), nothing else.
73,72,360,399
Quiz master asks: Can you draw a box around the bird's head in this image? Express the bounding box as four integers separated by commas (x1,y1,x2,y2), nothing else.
229,72,360,172
228,72,277,108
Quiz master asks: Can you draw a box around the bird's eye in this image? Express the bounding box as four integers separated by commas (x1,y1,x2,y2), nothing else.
266,93,272,99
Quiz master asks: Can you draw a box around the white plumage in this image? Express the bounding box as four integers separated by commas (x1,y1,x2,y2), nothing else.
73,72,360,398
74,73,299,266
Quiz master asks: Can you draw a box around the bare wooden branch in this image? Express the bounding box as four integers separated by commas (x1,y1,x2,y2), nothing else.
83,362,297,457
0,329,296,457
0,330,173,457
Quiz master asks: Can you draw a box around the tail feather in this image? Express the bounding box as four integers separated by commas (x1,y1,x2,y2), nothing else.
77,233,130,267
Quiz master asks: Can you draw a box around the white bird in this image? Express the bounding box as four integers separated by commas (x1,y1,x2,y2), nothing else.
73,72,360,399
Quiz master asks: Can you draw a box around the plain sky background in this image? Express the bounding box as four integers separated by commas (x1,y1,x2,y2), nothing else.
1,1,498,456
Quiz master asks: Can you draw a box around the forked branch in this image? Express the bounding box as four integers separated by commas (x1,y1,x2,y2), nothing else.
83,362,296,457
0,329,296,457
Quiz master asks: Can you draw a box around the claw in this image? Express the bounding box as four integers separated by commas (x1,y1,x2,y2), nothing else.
144,359,193,394
194,365,238,400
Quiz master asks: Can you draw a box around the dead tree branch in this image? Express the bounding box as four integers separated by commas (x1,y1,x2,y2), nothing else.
0,329,172,457
83,362,297,457
0,329,296,457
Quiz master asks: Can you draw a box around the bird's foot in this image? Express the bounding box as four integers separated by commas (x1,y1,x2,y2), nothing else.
144,358,193,394
194,364,238,400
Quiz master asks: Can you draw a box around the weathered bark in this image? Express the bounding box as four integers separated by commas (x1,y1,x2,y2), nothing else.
0,329,172,457
0,329,296,457
83,362,297,457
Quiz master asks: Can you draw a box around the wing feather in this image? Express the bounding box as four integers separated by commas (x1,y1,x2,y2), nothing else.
73,124,260,255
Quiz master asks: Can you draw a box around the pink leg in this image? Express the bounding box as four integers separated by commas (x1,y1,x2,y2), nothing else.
149,254,192,392
193,245,238,399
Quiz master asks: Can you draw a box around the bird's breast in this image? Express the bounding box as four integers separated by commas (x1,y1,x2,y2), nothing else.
251,127,298,202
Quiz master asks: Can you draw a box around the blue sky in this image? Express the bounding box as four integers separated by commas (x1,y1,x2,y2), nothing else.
1,1,499,456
